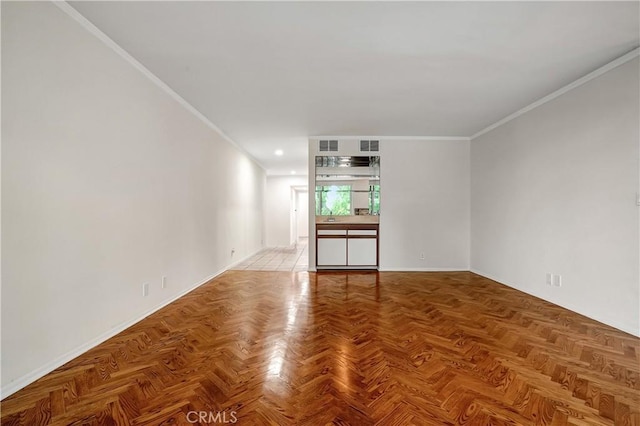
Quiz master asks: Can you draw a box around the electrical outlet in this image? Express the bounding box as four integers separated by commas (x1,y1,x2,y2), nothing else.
546,273,552,286
552,274,562,287
161,276,167,289
420,252,425,260
142,282,150,297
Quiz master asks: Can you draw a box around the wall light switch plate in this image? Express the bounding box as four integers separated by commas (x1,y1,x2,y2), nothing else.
143,283,149,297
546,273,552,286
552,275,562,287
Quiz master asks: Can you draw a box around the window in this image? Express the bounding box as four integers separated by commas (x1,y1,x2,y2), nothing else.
315,185,351,215
369,184,380,215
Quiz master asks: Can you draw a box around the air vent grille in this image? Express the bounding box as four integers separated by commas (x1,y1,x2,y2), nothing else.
360,140,379,152
319,140,338,152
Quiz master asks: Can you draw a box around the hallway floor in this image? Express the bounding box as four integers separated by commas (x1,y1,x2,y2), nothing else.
231,237,308,271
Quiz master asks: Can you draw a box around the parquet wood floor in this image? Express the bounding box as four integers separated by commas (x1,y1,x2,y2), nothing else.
2,271,639,425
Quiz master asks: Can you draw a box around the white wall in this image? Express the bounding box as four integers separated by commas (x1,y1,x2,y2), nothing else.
265,175,308,247
1,1,265,396
308,138,470,271
379,139,470,271
471,57,640,336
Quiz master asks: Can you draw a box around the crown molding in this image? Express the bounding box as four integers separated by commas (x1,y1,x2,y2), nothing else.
309,136,470,141
52,1,266,173
470,47,640,140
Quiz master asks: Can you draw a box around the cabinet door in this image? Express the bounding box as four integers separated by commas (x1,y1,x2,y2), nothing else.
317,238,347,266
347,238,377,266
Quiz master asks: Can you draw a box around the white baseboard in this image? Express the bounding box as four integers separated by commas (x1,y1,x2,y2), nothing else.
470,269,640,338
468,268,509,286
227,248,264,269
0,248,264,399
378,267,469,272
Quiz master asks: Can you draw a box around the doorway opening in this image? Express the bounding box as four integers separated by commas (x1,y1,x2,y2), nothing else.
291,186,309,248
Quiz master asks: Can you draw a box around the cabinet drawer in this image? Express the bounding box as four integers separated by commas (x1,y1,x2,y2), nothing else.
348,229,377,236
318,229,347,236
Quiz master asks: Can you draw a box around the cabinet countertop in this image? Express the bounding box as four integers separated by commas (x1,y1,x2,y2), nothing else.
315,215,379,225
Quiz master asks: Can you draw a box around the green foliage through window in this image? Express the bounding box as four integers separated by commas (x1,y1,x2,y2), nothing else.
369,185,380,215
315,185,351,215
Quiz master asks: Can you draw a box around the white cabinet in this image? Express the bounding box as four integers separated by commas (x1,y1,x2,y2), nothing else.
317,238,347,266
347,238,377,266
316,224,378,269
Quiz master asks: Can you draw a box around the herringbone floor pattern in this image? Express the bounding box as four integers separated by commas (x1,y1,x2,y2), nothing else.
1,271,638,425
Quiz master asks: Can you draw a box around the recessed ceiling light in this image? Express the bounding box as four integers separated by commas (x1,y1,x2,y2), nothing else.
275,149,284,156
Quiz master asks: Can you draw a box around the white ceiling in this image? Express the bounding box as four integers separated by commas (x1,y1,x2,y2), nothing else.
68,1,639,175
